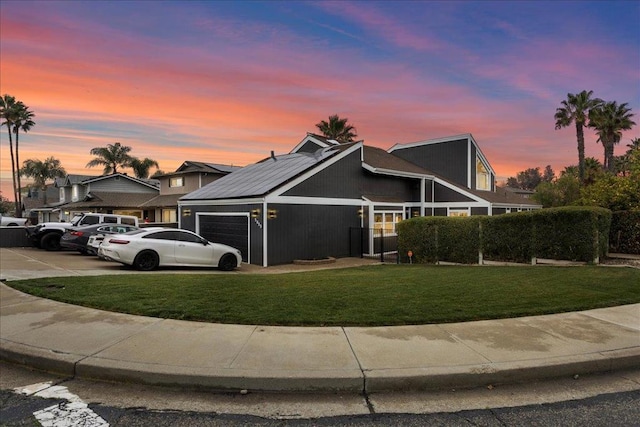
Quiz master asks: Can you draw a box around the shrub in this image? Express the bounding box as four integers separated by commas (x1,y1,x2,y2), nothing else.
398,207,611,264
610,210,640,254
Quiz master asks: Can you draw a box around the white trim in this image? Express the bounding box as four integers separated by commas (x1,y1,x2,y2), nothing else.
268,195,364,206
362,163,435,180
290,134,338,153
179,197,265,207
388,133,474,152
467,139,472,188
262,200,268,267
195,212,251,264
270,142,363,197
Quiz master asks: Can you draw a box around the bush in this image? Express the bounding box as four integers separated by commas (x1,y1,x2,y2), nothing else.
398,207,611,264
610,210,640,254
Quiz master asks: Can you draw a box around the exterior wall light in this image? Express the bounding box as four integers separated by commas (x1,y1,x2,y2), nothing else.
251,208,261,218
267,209,277,219
182,208,191,217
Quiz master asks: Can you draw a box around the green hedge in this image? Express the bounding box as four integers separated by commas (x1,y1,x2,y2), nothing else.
610,210,640,254
397,207,611,264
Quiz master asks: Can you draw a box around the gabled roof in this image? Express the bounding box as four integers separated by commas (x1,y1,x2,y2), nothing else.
289,133,342,153
174,161,242,174
181,144,356,201
61,191,158,209
56,174,100,187
81,173,160,190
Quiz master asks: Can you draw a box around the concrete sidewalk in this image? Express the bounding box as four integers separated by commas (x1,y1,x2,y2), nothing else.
0,248,639,393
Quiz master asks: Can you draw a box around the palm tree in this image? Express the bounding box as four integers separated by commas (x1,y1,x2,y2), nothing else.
13,102,35,215
554,90,603,184
588,101,636,172
20,157,66,205
1,95,19,215
130,157,160,179
86,142,134,174
315,114,358,143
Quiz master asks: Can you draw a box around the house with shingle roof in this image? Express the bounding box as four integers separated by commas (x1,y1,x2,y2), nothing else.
140,161,241,224
178,133,540,267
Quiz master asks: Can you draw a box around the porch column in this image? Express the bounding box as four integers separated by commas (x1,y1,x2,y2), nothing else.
420,178,426,216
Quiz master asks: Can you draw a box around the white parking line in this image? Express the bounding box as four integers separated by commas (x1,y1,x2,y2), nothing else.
15,382,109,427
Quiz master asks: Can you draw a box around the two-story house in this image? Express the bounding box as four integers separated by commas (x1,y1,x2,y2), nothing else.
51,173,160,221
178,133,541,266
140,161,241,225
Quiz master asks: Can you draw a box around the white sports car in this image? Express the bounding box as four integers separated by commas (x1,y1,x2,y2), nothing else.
99,227,242,271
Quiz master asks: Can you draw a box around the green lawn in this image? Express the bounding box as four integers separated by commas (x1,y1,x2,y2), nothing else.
7,265,640,326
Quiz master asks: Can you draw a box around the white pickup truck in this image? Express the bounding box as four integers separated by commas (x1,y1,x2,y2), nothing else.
0,214,29,227
25,212,139,251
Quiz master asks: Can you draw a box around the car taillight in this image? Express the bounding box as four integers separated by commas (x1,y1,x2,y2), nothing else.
71,231,84,236
108,239,130,244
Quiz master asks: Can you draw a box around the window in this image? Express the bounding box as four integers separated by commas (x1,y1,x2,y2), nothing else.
449,209,469,217
373,211,403,234
169,177,184,188
162,209,177,223
476,157,490,190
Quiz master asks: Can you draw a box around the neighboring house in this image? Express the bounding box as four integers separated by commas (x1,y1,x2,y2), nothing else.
504,187,536,199
22,185,61,224
178,133,541,267
47,173,160,221
140,161,241,224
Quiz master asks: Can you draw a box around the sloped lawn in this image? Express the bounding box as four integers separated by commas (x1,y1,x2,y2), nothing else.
7,265,640,326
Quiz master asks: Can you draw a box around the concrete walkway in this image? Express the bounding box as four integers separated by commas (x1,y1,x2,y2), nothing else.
1,248,639,393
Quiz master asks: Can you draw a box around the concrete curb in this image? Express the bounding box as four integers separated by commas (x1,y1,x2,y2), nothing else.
3,336,639,393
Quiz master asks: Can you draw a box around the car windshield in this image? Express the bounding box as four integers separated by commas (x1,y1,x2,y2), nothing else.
70,215,84,226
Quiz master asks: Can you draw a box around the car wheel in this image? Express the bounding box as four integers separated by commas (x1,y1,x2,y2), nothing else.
218,253,238,271
134,250,159,271
41,233,61,251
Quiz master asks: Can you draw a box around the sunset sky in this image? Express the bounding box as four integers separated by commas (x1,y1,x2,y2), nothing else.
1,0,639,201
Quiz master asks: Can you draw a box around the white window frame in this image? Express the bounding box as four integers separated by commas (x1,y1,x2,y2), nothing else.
448,208,470,217
476,156,491,191
373,209,404,235
169,177,184,188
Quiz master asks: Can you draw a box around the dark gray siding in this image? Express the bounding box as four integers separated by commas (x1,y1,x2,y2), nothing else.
493,208,507,215
471,207,488,215
266,204,360,265
296,141,324,153
363,173,420,202
284,149,420,202
283,150,363,198
392,139,469,187
434,208,447,216
434,183,474,202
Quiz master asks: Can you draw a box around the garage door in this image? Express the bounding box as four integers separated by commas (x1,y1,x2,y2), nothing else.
198,214,249,262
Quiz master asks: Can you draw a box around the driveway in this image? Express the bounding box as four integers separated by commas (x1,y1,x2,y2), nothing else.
0,248,380,281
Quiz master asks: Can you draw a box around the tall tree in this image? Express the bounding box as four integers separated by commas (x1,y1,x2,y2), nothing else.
0,95,19,215
315,114,358,143
13,102,35,215
20,157,66,205
86,142,134,174
588,101,636,172
506,167,543,190
1,95,35,217
130,157,160,179
554,90,602,183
